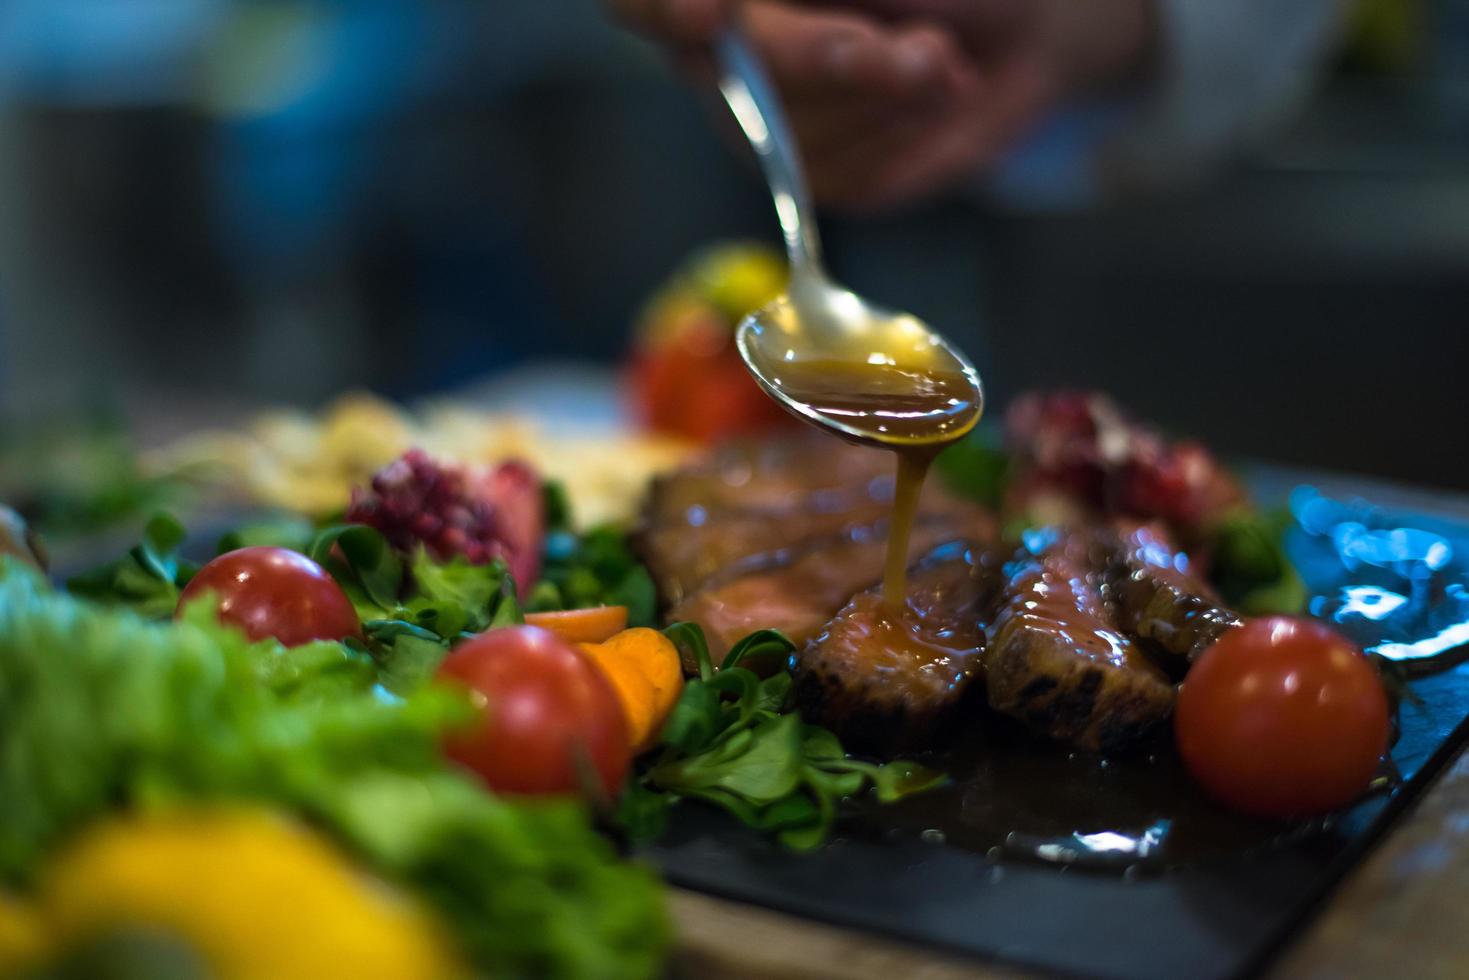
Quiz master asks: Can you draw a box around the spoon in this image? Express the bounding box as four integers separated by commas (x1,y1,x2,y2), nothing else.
714,28,984,450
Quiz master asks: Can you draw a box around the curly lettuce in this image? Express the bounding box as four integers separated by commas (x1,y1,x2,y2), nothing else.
0,559,666,980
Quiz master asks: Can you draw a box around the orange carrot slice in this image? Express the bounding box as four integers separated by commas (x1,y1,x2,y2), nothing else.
524,605,629,645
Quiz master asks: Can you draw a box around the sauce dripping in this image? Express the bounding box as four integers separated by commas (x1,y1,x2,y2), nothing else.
762,357,981,609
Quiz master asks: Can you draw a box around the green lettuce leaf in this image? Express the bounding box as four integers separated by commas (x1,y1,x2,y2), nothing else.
0,557,667,980
65,512,197,617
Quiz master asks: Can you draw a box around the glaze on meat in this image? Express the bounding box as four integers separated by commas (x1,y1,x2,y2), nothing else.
984,530,1175,751
1105,521,1243,670
794,542,994,754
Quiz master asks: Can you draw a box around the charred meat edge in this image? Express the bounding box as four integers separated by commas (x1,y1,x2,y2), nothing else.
984,533,1176,752
1105,521,1243,672
794,541,993,756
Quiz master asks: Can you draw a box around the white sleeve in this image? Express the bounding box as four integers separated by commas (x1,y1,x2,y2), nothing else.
1099,0,1347,189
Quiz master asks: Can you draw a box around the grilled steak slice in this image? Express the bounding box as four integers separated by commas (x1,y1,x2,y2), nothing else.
637,501,892,605
668,514,991,666
644,437,891,526
794,542,994,755
638,436,989,603
985,531,1174,751
1106,521,1242,670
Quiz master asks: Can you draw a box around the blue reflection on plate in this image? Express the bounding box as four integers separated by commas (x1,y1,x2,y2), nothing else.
1288,486,1469,669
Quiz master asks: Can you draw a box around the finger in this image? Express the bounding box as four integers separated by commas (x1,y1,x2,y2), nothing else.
744,1,951,99
670,3,956,99
784,26,979,207
804,0,1027,36
786,87,921,165
808,114,949,209
860,59,1054,209
606,0,734,44
782,38,962,160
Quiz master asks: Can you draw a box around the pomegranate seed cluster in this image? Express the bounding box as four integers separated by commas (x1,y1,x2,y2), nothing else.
347,449,508,566
1005,390,1243,539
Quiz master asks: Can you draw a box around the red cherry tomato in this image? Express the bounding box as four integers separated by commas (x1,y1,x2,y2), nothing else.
176,546,360,647
437,626,630,798
1175,616,1390,817
627,319,790,444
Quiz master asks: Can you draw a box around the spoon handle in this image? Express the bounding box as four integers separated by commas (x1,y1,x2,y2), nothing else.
715,29,824,278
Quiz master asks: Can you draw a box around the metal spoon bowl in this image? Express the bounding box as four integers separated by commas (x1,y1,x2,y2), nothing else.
715,29,984,449
736,294,983,449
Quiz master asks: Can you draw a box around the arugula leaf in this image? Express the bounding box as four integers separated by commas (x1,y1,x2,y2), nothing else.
680,786,820,837
657,680,724,753
775,804,833,851
799,725,845,764
543,479,575,535
362,619,451,696
706,667,764,732
486,564,525,629
0,411,190,539
136,512,187,580
308,523,403,615
411,551,499,614
663,621,716,681
815,756,949,804
935,427,1009,508
756,671,793,713
398,552,521,636
66,512,198,618
659,714,806,800
215,515,316,555
614,781,673,843
804,765,866,800
722,628,798,673
1209,509,1307,615
626,622,946,851
868,760,949,802
534,524,657,627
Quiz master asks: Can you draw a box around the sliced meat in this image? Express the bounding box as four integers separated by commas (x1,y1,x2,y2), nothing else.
985,531,1174,752
637,501,892,605
638,436,989,603
1106,521,1243,669
794,542,994,755
668,512,992,666
644,437,891,526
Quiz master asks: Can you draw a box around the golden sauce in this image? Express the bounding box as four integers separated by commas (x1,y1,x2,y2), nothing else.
764,357,981,609
765,358,980,445
881,451,935,608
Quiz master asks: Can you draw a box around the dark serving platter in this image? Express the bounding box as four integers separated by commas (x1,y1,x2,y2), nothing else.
636,469,1469,980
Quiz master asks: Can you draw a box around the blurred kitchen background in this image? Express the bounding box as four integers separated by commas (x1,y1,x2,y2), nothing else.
0,0,1466,488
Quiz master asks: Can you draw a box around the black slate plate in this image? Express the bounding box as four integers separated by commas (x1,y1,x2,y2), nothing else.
636,478,1469,980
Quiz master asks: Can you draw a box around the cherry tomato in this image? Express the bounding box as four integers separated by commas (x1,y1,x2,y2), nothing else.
176,547,360,647
627,316,790,444
1175,616,1390,817
437,626,630,798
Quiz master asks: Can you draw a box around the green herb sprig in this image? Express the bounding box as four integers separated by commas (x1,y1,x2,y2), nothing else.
65,512,197,618
619,623,946,850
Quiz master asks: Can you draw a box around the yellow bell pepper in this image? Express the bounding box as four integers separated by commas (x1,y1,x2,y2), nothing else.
33,809,461,980
0,891,45,973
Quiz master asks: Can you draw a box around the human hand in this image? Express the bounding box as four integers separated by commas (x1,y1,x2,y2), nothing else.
608,0,1155,209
